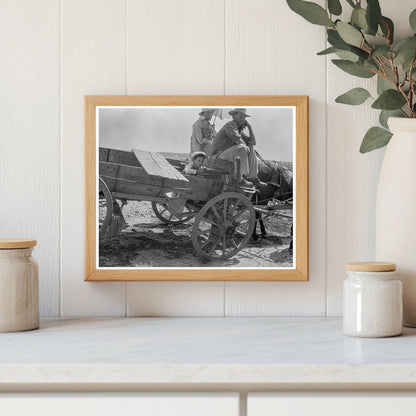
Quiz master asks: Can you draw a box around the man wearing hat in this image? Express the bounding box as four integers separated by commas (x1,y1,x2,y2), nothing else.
189,108,216,158
211,108,265,188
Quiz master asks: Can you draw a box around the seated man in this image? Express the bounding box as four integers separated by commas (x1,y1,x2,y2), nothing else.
211,108,266,188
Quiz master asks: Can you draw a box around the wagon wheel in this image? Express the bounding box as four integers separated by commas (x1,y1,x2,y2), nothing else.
151,201,194,225
192,192,255,260
99,177,113,239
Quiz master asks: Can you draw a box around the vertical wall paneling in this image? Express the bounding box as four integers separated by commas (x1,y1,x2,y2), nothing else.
127,0,226,95
0,0,60,316
61,0,127,316
6,1,412,316
127,282,225,317
125,0,226,316
224,0,328,315
326,0,415,316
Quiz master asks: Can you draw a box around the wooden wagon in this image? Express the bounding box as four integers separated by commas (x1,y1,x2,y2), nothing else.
98,147,262,261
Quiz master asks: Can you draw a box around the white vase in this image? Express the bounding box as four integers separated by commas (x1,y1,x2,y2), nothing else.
375,117,416,327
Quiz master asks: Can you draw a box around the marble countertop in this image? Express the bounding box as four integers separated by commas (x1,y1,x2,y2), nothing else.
1,317,416,389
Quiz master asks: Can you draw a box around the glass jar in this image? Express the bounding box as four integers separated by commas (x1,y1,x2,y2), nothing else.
0,239,39,332
343,262,402,338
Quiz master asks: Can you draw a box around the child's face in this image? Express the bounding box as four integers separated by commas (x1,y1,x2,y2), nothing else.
194,156,205,168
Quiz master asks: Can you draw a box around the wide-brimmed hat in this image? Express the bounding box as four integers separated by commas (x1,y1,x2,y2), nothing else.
191,151,207,160
199,108,215,115
228,108,251,117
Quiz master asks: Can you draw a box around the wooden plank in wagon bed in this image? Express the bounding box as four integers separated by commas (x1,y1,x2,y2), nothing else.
133,149,189,184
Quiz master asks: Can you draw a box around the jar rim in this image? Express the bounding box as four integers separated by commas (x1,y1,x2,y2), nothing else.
346,261,396,272
0,239,37,249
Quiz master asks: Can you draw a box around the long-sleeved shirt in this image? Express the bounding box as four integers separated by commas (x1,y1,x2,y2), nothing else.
212,120,256,155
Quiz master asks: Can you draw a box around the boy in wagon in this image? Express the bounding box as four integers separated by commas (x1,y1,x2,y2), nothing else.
183,151,210,175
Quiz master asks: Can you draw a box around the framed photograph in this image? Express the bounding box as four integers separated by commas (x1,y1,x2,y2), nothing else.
85,96,308,281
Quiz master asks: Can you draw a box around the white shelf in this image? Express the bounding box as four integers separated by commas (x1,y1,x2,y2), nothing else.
0,317,415,389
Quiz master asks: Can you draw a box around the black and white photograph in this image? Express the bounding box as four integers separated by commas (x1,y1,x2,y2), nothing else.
97,104,295,269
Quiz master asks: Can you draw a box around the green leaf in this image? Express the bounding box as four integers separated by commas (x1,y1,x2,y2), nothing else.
351,7,369,32
372,89,407,110
317,46,338,55
360,127,392,153
336,21,363,47
335,87,371,105
317,46,359,61
287,0,334,26
366,0,382,35
327,28,350,49
372,45,391,58
362,59,379,71
327,29,369,59
379,110,403,129
332,59,375,78
380,16,394,43
328,0,342,16
377,76,392,94
410,9,416,32
335,50,359,62
393,36,416,67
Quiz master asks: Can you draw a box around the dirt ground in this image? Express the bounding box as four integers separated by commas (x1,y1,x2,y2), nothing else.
99,201,293,268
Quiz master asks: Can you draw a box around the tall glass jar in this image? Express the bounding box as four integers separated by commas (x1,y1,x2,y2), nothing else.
343,262,402,338
0,239,39,332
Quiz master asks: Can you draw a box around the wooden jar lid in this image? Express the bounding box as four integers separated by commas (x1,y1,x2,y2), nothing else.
346,261,396,272
0,239,37,249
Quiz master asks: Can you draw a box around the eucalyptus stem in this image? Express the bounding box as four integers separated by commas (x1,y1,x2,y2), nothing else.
408,57,416,117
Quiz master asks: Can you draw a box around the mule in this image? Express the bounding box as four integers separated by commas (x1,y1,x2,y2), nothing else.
251,160,293,248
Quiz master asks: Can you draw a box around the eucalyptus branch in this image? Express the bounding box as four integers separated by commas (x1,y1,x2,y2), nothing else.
397,81,413,117
286,0,416,152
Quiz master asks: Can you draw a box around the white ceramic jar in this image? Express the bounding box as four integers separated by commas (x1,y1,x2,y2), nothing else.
0,239,39,332
343,262,402,338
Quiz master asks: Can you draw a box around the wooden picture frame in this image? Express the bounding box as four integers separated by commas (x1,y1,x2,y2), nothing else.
85,96,308,281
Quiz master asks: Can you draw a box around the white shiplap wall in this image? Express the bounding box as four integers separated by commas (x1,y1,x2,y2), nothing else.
0,0,60,316
1,0,412,317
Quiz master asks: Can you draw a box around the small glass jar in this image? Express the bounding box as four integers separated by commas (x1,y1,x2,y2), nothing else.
343,262,402,338
0,239,39,332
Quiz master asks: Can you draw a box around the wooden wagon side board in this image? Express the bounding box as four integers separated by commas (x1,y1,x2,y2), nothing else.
85,96,309,282
132,149,189,184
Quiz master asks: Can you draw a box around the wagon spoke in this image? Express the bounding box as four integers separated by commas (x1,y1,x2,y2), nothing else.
209,243,218,256
238,219,250,225
152,201,194,225
222,234,227,256
222,197,229,221
200,239,211,250
231,238,239,248
202,217,220,227
210,205,222,221
197,229,210,238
